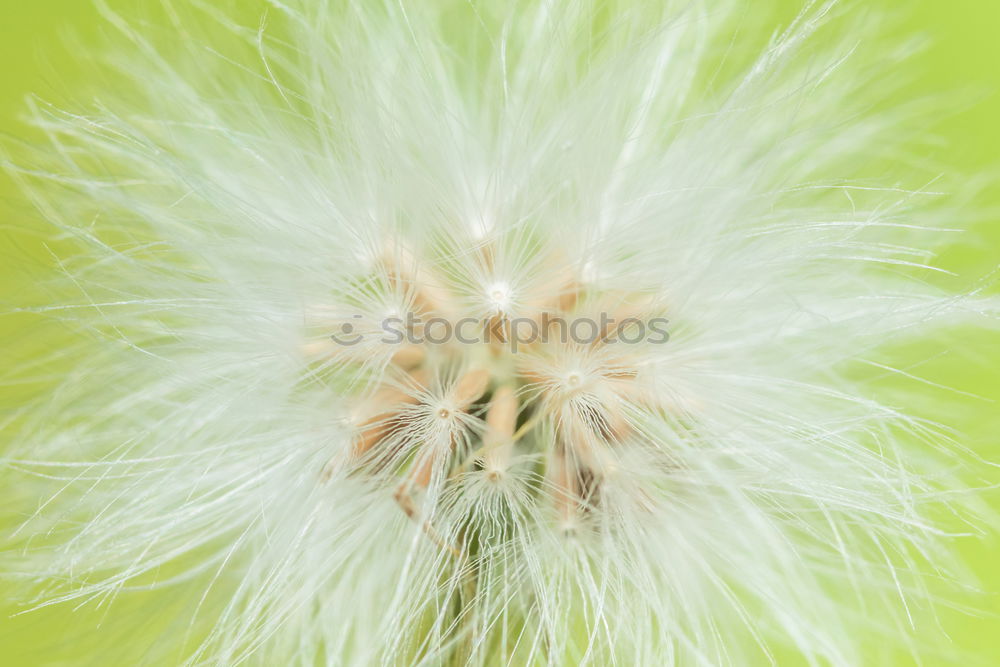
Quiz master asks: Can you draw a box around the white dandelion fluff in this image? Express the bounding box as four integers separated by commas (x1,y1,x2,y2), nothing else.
2,0,998,664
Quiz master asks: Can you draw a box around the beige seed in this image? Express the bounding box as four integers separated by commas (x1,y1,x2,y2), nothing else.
450,368,491,408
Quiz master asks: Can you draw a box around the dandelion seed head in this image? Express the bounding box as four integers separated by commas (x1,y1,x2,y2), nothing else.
3,0,997,665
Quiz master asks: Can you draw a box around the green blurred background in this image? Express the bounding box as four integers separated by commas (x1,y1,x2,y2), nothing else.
1,1,997,664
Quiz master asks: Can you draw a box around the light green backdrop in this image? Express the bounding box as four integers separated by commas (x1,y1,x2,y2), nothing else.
1,1,997,664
